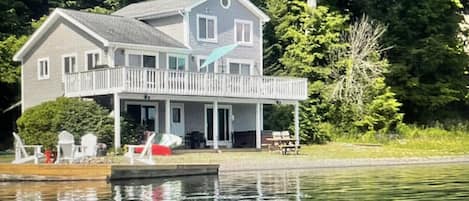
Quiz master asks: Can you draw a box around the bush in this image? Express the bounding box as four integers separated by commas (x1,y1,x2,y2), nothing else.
16,97,114,150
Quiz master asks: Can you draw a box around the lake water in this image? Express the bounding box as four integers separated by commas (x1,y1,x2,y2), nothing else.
1,163,469,200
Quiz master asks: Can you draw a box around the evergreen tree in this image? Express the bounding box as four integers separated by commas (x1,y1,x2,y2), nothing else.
265,0,348,143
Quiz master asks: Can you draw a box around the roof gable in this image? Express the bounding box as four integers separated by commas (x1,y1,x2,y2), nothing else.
14,8,187,61
113,0,270,22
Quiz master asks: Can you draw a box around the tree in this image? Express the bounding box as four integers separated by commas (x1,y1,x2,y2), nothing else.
330,17,403,137
324,0,469,123
264,0,348,143
16,98,114,149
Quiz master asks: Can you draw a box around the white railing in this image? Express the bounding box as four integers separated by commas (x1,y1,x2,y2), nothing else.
65,67,308,100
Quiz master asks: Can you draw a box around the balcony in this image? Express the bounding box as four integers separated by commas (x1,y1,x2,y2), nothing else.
64,67,308,101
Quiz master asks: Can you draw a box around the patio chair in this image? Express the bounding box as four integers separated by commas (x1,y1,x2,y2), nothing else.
11,132,43,164
55,131,79,164
280,131,291,139
125,132,156,165
268,131,282,152
78,133,98,158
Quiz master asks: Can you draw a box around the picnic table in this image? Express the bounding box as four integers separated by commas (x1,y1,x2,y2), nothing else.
266,137,300,155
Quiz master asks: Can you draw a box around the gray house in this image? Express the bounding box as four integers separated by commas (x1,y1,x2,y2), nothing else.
13,0,307,150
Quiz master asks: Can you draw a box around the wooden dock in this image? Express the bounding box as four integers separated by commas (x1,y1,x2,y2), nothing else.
0,164,219,181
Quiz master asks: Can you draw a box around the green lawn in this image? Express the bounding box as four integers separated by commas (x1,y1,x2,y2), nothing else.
0,153,14,163
2,140,468,164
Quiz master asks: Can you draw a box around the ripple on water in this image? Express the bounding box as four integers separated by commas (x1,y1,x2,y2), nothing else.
0,163,469,200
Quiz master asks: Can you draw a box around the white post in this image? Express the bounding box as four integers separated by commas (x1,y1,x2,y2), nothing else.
256,102,262,150
114,93,121,149
213,101,219,150
165,99,171,134
294,102,300,150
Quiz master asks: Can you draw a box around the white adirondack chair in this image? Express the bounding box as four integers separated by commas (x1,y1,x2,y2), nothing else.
55,131,79,164
125,133,156,165
79,133,98,157
11,132,43,164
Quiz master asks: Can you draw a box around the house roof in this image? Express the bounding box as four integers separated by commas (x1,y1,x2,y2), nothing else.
113,0,204,18
113,0,270,22
13,8,188,61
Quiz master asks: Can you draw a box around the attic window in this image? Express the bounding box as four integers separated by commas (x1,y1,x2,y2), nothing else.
220,0,231,9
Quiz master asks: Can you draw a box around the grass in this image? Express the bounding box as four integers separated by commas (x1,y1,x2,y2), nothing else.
2,133,469,164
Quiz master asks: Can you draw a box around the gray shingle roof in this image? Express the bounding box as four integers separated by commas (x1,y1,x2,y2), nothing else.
113,0,204,18
59,8,187,48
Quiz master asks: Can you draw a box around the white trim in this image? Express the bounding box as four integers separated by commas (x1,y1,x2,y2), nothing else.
20,60,24,113
109,42,191,54
259,21,263,76
37,57,50,80
220,0,231,9
61,53,77,82
237,0,270,22
226,58,254,75
204,104,233,147
196,14,218,43
166,54,189,71
234,19,254,46
197,55,218,73
124,101,159,133
184,11,191,47
13,9,109,61
118,94,299,104
84,49,102,70
125,49,159,68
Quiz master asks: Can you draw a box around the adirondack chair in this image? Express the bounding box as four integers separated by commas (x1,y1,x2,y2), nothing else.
78,133,98,158
11,132,43,164
55,131,79,164
125,133,156,165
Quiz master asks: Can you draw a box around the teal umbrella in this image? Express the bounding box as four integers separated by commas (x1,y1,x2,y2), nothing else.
200,43,239,68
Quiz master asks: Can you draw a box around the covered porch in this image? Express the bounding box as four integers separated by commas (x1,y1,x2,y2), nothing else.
111,93,301,150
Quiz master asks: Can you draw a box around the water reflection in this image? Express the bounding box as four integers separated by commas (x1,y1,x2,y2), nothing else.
1,163,469,200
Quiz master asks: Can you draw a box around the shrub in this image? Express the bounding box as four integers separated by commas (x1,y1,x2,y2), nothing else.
17,97,114,150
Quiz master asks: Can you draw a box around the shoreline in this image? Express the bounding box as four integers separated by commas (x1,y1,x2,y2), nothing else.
219,155,469,172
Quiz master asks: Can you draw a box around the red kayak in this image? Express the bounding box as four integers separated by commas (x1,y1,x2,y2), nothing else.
134,144,172,156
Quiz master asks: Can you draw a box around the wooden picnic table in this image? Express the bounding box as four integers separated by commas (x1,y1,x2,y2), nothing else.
266,138,300,155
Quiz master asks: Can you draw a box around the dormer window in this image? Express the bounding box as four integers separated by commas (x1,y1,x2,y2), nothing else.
197,14,217,43
220,0,231,9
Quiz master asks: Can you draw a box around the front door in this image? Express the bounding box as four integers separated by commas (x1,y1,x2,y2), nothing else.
206,106,232,147
170,103,185,137
126,103,158,132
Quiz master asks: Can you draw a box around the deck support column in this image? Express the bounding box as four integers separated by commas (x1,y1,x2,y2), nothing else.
256,102,262,150
114,93,121,150
213,101,219,150
165,99,171,134
294,101,300,148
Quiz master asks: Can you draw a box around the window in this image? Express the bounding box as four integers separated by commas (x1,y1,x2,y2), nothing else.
126,52,158,68
172,108,181,123
235,19,253,45
168,55,186,71
228,59,252,75
85,50,100,70
197,14,217,42
37,58,49,80
220,0,231,8
198,56,215,73
63,54,77,74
